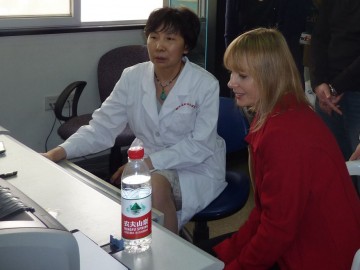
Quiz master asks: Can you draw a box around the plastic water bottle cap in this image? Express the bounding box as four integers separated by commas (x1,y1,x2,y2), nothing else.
128,146,144,159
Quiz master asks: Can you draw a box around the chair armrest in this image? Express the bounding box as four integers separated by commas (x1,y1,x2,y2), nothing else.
346,160,360,176
54,81,87,121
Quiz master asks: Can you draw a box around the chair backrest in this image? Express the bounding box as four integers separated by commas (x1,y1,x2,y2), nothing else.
97,45,149,102
217,97,250,153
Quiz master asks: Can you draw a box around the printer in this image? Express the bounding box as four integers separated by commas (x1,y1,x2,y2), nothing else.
0,178,80,270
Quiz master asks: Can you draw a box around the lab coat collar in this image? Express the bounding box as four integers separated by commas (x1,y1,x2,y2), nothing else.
158,57,191,119
141,57,191,121
141,62,159,126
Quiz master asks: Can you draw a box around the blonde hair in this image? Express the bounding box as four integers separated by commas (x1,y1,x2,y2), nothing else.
224,28,308,131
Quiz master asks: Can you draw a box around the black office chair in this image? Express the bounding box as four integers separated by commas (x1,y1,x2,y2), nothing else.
184,96,251,245
54,45,149,176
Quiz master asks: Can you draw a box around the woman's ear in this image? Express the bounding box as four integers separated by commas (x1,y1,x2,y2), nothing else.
183,45,189,55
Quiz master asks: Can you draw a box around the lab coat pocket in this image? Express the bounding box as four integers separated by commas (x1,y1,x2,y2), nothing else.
168,107,196,135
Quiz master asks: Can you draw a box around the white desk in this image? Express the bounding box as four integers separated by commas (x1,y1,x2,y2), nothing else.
0,125,10,134
0,134,224,270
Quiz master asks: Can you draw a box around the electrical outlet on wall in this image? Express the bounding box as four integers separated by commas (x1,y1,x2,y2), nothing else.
45,94,74,111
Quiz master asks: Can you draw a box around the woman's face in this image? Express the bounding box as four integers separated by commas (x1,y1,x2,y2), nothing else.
147,27,188,70
227,67,260,108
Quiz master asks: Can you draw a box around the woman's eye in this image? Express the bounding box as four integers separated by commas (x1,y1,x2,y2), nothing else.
238,73,247,79
230,71,247,80
149,33,158,39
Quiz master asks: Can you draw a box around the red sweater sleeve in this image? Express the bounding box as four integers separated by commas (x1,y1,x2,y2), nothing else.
213,207,261,264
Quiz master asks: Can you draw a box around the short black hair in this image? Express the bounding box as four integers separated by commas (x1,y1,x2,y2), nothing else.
144,7,200,52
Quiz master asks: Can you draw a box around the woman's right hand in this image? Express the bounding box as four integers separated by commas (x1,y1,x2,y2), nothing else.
41,146,67,162
314,83,343,115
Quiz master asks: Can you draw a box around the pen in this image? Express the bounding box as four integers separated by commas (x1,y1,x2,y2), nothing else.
0,171,18,179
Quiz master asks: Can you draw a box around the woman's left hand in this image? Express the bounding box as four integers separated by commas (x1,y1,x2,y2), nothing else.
109,157,153,185
110,164,126,186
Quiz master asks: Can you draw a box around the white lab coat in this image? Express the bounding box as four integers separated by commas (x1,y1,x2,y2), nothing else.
61,57,226,227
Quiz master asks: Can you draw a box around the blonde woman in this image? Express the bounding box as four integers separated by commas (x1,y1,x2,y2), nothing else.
211,28,360,270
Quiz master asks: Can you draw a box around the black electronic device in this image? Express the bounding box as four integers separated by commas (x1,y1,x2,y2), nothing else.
0,178,80,270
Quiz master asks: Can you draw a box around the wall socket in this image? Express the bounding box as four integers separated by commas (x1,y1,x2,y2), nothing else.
45,94,74,111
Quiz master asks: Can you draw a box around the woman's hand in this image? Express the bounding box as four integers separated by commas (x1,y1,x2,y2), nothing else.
109,157,153,186
41,146,67,162
110,164,127,186
314,83,343,115
350,143,360,161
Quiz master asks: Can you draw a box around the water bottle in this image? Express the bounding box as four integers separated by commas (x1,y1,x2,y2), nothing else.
121,138,152,253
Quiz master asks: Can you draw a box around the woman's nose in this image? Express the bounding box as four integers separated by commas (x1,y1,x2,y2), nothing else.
156,40,165,50
228,73,237,88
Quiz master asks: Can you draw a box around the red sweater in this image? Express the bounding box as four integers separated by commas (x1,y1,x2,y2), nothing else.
214,95,360,270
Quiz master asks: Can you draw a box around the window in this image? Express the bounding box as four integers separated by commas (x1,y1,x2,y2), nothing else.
82,0,164,23
0,0,71,17
0,0,165,29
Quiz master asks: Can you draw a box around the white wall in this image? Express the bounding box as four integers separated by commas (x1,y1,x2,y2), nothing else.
0,29,145,152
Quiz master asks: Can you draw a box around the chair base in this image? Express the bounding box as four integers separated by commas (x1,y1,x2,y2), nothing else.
180,222,210,246
192,221,210,246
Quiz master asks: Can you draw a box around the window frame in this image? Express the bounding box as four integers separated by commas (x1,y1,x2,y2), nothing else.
0,0,168,34
0,0,80,29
